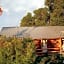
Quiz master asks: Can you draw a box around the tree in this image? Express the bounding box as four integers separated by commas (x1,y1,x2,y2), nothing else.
45,0,64,25
20,8,49,26
0,36,36,64
20,12,33,26
33,8,49,26
20,0,64,26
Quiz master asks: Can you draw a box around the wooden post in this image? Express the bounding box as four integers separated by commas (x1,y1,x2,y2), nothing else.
61,38,64,55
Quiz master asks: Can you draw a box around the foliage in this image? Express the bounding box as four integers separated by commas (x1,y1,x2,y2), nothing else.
20,0,64,26
20,8,49,26
20,13,33,26
45,0,64,25
0,36,36,64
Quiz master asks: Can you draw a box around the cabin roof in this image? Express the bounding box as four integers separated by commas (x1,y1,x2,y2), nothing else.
0,26,64,39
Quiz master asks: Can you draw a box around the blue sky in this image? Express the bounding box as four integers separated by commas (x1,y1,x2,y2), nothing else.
0,0,45,27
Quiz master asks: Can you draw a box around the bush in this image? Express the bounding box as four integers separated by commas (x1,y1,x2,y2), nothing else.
0,36,36,64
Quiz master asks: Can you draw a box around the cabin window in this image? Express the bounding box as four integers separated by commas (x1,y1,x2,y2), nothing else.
47,39,61,53
33,39,43,56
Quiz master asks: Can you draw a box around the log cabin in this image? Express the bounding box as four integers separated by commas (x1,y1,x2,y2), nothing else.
0,26,64,55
